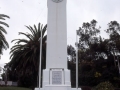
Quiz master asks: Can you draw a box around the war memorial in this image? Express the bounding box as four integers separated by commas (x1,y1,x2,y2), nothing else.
35,0,81,90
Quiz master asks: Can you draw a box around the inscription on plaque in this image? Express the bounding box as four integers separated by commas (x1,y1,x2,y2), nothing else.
52,71,62,84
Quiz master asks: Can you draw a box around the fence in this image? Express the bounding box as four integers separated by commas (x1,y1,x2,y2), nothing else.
0,81,17,86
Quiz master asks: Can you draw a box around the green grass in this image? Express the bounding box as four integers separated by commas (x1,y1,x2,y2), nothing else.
0,86,32,90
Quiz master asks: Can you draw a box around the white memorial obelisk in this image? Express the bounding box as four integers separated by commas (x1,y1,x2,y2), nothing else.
35,0,81,90
47,0,67,69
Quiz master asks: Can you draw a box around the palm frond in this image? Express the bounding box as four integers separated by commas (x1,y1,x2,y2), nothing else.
0,14,10,19
0,21,9,27
19,32,33,41
25,26,36,37
9,23,47,77
0,26,7,34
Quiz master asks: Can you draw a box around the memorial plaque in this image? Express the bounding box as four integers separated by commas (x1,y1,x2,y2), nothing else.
52,71,62,84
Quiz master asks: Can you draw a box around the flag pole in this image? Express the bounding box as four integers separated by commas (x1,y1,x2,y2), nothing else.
39,30,42,90
76,30,78,90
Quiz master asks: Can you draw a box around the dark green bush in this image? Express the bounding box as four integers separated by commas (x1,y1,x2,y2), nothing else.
92,81,114,90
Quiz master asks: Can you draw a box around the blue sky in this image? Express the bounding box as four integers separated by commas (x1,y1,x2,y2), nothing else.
0,0,120,67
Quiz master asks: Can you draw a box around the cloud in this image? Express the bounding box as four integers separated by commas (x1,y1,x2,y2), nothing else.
0,0,120,65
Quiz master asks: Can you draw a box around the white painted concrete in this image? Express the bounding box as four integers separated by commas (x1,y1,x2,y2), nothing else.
42,69,71,88
35,0,81,90
44,85,71,90
35,88,44,90
71,88,81,90
0,81,5,85
46,0,67,69
0,81,17,86
7,81,12,86
35,87,81,90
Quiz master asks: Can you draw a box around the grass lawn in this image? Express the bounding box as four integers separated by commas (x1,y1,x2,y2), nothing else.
0,86,32,90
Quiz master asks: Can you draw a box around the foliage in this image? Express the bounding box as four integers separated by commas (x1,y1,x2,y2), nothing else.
7,20,120,88
68,20,120,88
92,81,114,90
9,23,47,87
81,86,91,90
0,14,9,55
67,45,76,62
77,19,100,50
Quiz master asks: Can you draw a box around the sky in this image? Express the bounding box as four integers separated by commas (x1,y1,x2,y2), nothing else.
0,0,120,68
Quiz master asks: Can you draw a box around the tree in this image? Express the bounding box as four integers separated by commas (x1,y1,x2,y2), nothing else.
76,20,120,87
105,21,120,67
77,19,101,62
67,45,76,62
0,14,9,55
67,45,76,87
9,23,47,87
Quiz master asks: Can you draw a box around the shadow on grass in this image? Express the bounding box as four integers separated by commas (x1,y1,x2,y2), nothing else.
0,86,32,90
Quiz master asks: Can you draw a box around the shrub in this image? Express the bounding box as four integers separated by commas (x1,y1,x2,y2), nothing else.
81,86,91,90
92,81,114,90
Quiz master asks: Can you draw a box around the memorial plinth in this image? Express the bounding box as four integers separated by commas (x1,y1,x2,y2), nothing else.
35,0,81,90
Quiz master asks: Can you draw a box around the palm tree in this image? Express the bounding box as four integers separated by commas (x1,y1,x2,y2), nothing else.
0,14,9,55
9,23,47,87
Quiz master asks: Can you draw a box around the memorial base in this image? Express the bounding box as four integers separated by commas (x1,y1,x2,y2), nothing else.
35,86,81,90
35,69,81,90
42,69,71,88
